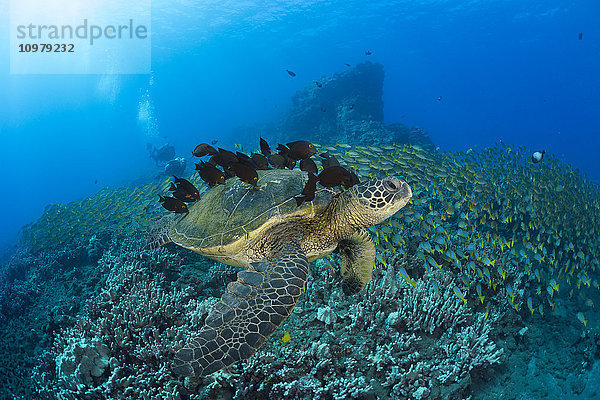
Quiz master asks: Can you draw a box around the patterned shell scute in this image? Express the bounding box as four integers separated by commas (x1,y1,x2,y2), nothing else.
170,169,332,249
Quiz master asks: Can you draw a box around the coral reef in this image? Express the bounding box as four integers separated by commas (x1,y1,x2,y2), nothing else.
20,238,506,400
2,139,599,399
0,236,112,399
190,257,504,400
36,247,206,398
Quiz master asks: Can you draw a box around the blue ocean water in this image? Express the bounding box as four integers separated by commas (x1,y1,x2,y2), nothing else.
1,0,599,250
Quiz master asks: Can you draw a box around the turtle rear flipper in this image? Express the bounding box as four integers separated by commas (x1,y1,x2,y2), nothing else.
144,215,179,250
338,229,376,296
144,231,172,251
173,242,308,377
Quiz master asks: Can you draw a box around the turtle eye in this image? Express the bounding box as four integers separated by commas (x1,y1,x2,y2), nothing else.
383,180,397,192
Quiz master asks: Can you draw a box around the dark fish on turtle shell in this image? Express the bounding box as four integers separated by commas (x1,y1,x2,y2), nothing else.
236,152,257,169
317,166,354,188
285,140,317,160
232,163,258,186
169,182,195,202
171,177,200,201
295,172,318,206
268,154,286,169
344,171,360,188
320,152,340,168
159,195,189,214
251,153,269,170
300,158,318,174
195,161,226,187
283,153,296,170
216,148,238,167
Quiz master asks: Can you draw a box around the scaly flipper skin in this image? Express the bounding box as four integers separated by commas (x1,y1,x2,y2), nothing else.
172,243,308,377
338,229,376,295
144,231,172,251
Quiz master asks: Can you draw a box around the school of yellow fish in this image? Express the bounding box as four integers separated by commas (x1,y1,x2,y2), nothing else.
20,142,599,328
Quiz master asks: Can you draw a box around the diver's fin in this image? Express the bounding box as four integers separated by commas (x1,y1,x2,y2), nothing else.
172,242,308,377
338,229,376,296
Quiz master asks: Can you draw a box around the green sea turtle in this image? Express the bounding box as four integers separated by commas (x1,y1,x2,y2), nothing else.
153,169,412,377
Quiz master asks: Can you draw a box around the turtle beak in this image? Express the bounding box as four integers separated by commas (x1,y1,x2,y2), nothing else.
383,177,411,199
396,180,412,202
387,177,412,212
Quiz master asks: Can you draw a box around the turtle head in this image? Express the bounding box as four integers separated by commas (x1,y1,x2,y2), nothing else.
347,176,412,227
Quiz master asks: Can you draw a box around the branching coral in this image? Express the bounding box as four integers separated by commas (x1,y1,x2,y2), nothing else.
34,247,210,399
194,255,503,400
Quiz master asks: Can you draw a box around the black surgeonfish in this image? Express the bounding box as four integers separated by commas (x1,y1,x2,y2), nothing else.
192,143,218,157
159,195,189,214
300,158,318,174
233,162,258,186
283,140,317,160
319,152,340,169
195,161,226,187
345,171,360,188
169,182,190,202
169,183,197,203
286,69,296,77
236,152,258,169
251,153,269,170
317,166,354,188
207,155,219,166
171,176,200,201
216,148,238,168
260,137,271,156
295,172,318,206
283,153,296,170
223,165,236,179
268,154,286,169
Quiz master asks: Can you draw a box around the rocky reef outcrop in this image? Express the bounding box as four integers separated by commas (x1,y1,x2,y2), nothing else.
276,62,434,149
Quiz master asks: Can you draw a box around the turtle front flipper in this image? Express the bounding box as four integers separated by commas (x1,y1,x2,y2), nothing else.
172,242,308,377
338,229,376,296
